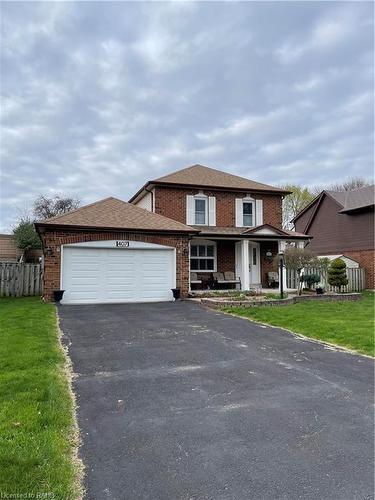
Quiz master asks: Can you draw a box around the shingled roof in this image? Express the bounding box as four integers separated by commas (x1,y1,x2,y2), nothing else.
129,164,290,202
327,185,374,213
293,184,375,223
35,197,198,233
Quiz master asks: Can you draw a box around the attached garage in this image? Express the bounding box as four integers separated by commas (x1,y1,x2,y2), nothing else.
61,241,176,304
35,197,196,303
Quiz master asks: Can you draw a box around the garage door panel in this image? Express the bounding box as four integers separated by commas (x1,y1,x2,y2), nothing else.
61,245,175,304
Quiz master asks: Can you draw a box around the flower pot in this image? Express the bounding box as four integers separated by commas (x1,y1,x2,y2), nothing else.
171,288,181,300
316,287,324,295
53,289,65,303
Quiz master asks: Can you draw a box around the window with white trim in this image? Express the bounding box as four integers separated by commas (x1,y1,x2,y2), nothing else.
243,201,254,226
190,242,216,271
194,198,207,225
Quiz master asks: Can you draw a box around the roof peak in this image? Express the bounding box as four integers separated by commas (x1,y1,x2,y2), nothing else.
149,163,289,193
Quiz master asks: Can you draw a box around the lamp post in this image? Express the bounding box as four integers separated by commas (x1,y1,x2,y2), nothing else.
278,251,284,299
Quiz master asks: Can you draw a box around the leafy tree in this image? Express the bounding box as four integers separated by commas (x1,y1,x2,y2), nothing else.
328,258,348,292
33,195,80,220
280,185,314,229
283,247,318,295
13,220,41,262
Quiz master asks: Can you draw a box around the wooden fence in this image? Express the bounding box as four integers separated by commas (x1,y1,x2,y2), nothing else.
286,267,366,292
0,263,43,297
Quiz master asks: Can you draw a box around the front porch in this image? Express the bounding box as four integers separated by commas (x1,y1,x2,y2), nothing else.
188,226,308,293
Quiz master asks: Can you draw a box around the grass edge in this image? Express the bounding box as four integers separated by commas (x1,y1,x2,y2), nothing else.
55,308,85,499
216,307,374,359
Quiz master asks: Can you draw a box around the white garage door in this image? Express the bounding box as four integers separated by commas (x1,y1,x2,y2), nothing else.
61,241,176,304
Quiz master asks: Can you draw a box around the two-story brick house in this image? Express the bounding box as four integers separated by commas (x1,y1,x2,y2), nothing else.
36,164,310,303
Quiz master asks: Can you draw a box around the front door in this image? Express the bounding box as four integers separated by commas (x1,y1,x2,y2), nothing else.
249,242,261,285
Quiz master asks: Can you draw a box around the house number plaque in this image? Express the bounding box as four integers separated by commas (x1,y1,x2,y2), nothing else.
116,241,130,247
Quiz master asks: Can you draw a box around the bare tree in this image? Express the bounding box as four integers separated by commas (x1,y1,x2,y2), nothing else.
33,195,80,221
283,247,318,295
312,176,372,195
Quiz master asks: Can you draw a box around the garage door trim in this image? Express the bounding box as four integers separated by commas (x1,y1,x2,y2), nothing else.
60,240,176,304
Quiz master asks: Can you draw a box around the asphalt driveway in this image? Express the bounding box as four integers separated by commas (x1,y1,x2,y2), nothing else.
58,301,374,500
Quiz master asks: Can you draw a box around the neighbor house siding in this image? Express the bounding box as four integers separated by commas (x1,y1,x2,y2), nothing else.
303,196,374,253
40,230,190,301
295,194,374,289
154,187,283,228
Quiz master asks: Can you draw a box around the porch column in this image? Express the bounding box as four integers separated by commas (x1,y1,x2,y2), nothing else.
278,240,288,292
241,239,250,290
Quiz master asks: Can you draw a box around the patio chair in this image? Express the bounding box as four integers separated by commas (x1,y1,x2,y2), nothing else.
224,272,241,289
267,271,279,288
190,272,202,286
213,272,241,290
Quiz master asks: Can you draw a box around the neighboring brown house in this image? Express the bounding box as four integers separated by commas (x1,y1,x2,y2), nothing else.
0,234,42,262
0,234,22,262
293,185,374,289
36,164,310,303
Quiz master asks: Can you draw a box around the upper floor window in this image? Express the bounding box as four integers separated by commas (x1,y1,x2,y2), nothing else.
243,201,254,227
235,196,263,227
195,198,207,225
187,194,216,226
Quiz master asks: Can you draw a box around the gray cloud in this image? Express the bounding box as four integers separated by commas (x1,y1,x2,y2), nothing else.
1,1,373,231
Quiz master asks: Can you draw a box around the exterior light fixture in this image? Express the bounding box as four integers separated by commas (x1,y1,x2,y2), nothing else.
45,247,53,257
265,250,273,263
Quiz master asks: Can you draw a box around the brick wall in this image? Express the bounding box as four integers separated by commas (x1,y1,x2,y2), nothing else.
339,249,374,290
260,241,279,287
40,229,190,301
154,187,283,228
216,240,235,273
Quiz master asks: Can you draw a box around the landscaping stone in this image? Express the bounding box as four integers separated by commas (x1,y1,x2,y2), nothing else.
201,293,362,309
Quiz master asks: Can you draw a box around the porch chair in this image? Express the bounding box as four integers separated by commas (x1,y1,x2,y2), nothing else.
267,271,279,288
213,272,241,290
224,272,241,290
190,272,202,286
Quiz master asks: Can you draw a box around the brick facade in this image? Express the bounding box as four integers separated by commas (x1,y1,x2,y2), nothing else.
154,187,283,228
40,229,190,301
260,241,279,286
216,240,236,273
333,249,374,290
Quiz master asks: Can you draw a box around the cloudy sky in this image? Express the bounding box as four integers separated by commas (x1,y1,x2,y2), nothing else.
1,1,373,231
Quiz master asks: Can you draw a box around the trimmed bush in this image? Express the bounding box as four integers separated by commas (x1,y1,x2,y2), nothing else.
301,273,320,290
328,258,348,291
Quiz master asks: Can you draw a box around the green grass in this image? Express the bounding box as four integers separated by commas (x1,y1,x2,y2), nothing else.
224,292,375,356
0,297,82,499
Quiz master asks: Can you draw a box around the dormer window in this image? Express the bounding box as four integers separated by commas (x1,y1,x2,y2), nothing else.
195,198,207,225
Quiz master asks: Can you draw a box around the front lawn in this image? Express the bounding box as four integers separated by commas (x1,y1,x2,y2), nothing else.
0,297,82,498
225,292,374,356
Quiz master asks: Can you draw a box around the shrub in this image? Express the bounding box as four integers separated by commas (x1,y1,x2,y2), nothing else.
13,220,41,261
301,273,320,290
328,258,348,291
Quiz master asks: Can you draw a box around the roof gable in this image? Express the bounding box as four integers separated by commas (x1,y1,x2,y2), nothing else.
242,224,287,236
35,197,197,233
